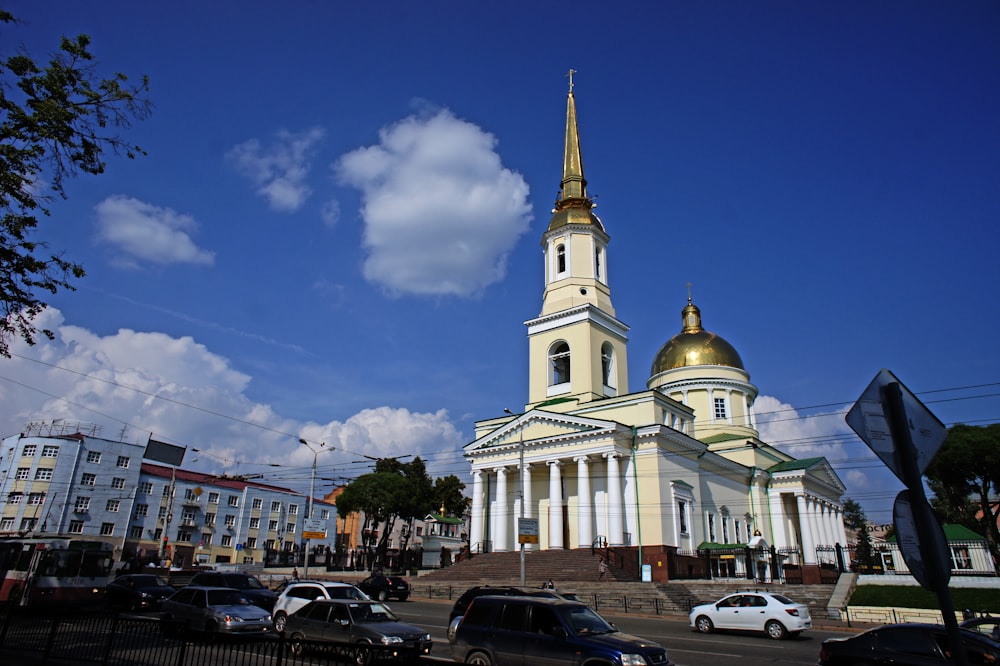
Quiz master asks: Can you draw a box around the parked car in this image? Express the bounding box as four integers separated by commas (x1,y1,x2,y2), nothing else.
273,580,369,632
357,574,410,602
284,599,432,663
449,594,672,666
160,586,272,635
449,585,527,622
106,573,176,611
689,591,811,640
818,623,1000,665
962,616,1000,642
187,571,278,610
528,590,581,602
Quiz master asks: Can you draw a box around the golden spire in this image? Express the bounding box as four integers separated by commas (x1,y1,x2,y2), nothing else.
547,70,603,232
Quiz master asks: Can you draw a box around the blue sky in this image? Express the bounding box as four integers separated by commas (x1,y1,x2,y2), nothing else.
2,1,997,524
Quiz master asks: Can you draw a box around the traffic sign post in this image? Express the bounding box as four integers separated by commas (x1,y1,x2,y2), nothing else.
847,370,966,666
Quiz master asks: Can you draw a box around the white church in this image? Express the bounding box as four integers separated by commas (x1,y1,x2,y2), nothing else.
463,78,847,583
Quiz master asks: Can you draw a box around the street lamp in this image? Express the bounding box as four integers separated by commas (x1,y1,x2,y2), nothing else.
298,438,330,579
504,408,526,588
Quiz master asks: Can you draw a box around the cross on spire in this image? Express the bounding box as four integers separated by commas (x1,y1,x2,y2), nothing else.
567,69,576,93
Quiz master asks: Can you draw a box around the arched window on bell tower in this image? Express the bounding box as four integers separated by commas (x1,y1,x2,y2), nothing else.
556,243,567,275
548,341,571,394
601,342,616,395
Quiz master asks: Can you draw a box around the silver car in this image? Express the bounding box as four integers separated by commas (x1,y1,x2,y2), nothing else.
160,586,272,635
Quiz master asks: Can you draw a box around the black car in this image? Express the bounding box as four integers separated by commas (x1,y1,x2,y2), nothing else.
962,616,1000,642
448,585,527,622
818,623,1000,665
106,573,176,611
357,575,410,602
449,595,672,666
187,571,278,610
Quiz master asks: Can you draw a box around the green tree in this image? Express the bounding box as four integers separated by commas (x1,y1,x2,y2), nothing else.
1,11,150,357
843,498,879,574
926,423,1000,573
431,474,470,518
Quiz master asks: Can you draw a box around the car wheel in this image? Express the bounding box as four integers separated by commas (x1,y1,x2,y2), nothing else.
354,640,373,666
377,590,388,601
290,633,306,657
273,611,287,632
765,620,787,640
695,615,714,634
466,651,493,665
398,593,409,601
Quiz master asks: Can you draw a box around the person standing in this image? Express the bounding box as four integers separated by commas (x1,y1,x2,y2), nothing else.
598,558,608,580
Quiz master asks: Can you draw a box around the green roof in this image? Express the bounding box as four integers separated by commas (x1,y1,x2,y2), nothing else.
428,513,463,524
696,541,740,551
768,457,824,473
887,523,984,542
671,479,693,489
700,433,745,445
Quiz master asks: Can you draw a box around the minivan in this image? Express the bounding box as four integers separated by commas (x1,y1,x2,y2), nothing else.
449,595,672,665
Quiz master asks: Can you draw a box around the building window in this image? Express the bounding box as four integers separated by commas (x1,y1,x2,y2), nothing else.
129,526,143,538
69,520,84,534
86,451,101,463
321,509,329,520
595,246,602,280
205,513,216,527
264,539,275,550
249,517,260,529
678,500,688,534
177,531,192,543
8,492,23,504
111,477,126,490
75,497,91,512
707,513,716,542
184,488,197,501
116,456,130,468
721,511,730,544
286,523,296,534
22,444,37,457
134,504,148,519
246,537,257,549
15,468,29,480
20,518,37,531
81,473,97,486
556,243,567,273
201,532,213,546
1,517,16,531
100,523,115,536
41,445,58,458
208,492,220,504
158,506,167,519
548,342,571,386
107,499,120,512
951,547,973,570
162,486,171,497
288,504,298,515
221,535,232,547
154,528,162,540
252,498,263,510
268,520,278,531
34,468,53,481
270,501,281,512
28,492,45,505
181,510,196,525
228,496,239,507
734,520,742,544
714,397,727,420
139,482,153,494
601,342,615,389
224,515,235,528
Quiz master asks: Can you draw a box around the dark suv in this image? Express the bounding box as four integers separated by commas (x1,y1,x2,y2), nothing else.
449,585,526,622
187,571,278,610
449,595,672,666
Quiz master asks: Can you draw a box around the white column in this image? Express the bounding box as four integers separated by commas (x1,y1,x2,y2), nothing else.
836,506,848,546
575,456,592,548
768,490,787,548
796,493,816,564
494,467,508,552
606,453,624,546
470,470,484,552
548,461,563,549
521,464,533,551
822,503,835,548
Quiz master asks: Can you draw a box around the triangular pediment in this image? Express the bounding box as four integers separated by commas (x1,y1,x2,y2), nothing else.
769,456,846,495
465,409,622,455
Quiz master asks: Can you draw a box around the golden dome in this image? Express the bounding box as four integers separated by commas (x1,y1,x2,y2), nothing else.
650,299,744,374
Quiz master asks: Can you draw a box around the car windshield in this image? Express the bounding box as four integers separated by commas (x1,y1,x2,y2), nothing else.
223,574,264,590
564,606,615,636
327,586,365,600
348,602,397,623
207,590,250,606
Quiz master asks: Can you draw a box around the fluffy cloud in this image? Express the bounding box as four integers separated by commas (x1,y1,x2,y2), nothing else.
94,196,215,268
0,308,464,484
335,109,532,297
227,128,326,212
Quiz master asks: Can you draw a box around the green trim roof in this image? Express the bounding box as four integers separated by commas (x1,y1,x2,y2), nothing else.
768,457,824,473
671,479,693,489
427,513,463,524
700,433,745,445
886,523,984,542
696,541,741,551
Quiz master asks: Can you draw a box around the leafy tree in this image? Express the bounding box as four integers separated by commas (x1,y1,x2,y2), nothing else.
843,498,879,574
926,423,1000,573
431,474,470,518
1,11,150,357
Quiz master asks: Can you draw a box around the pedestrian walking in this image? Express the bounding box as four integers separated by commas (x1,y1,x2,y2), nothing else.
598,558,608,580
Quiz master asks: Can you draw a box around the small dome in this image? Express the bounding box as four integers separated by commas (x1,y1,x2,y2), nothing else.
651,299,744,374
546,202,605,233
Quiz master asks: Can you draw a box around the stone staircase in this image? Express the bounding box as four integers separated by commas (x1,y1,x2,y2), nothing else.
416,548,630,586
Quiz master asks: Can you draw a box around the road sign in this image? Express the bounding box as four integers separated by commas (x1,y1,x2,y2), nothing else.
845,368,947,481
893,489,951,590
302,518,327,540
518,517,539,544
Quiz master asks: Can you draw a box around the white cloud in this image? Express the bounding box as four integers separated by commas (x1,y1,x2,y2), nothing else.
0,308,464,487
94,196,215,268
320,199,340,228
335,109,532,297
227,128,325,212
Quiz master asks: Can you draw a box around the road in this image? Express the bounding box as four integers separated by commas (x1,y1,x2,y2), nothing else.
390,598,852,665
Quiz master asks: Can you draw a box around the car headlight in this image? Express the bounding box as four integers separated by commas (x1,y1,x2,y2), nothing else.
422,633,431,642
380,636,404,645
223,615,243,622
621,654,647,666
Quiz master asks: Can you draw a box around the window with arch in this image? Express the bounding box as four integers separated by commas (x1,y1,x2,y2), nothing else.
556,244,567,274
600,342,616,391
595,245,602,280
549,341,571,386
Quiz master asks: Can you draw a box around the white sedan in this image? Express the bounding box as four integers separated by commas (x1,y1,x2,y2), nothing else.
689,591,812,640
